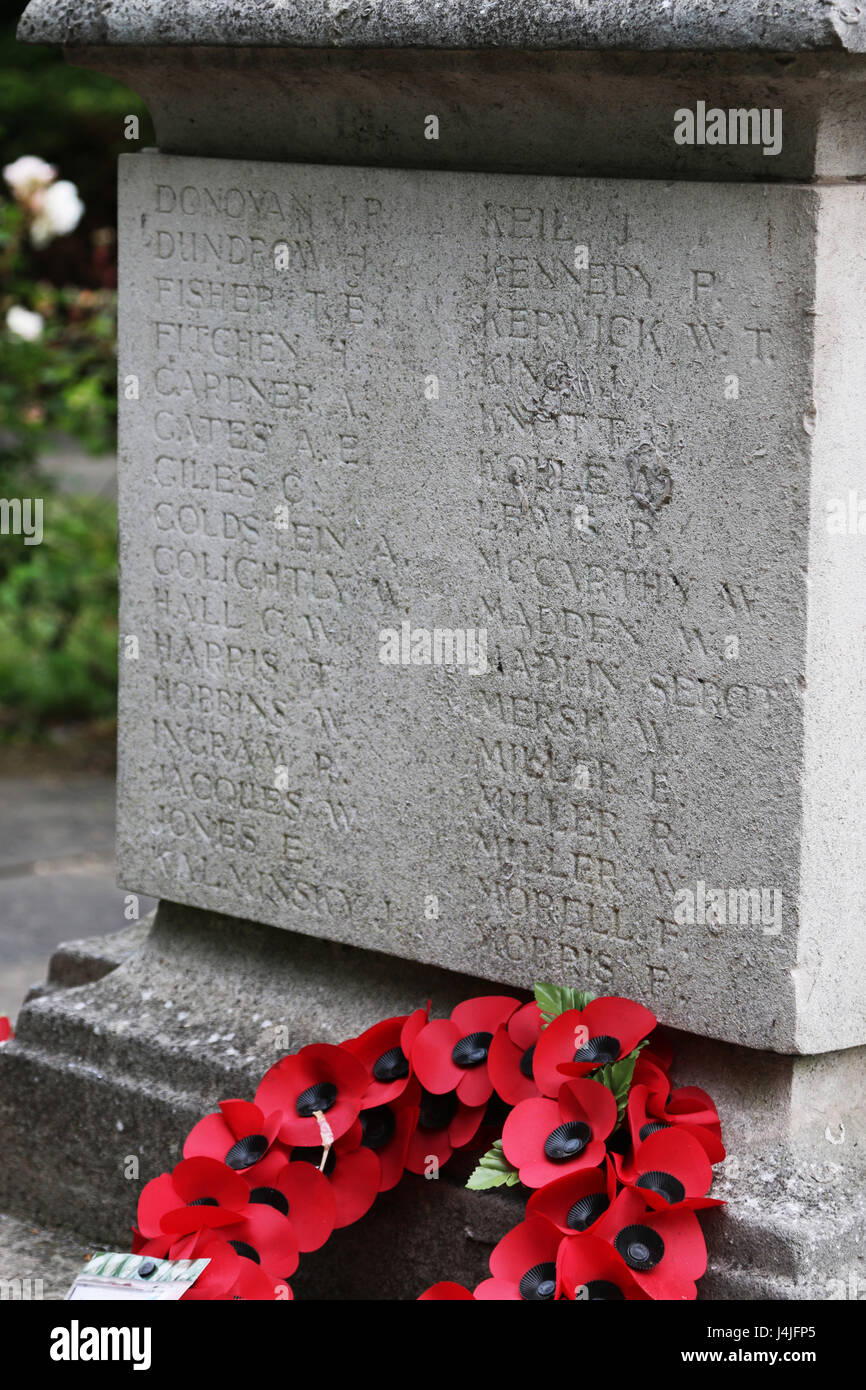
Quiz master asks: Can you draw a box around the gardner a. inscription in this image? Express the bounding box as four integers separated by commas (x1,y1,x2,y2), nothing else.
118,153,814,1047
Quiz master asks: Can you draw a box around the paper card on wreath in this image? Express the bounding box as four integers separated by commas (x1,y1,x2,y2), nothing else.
66,1251,210,1300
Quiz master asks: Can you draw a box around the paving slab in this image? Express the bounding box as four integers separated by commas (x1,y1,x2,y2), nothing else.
0,775,155,1021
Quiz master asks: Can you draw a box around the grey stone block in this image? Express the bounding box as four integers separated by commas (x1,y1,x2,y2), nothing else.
112,152,865,1053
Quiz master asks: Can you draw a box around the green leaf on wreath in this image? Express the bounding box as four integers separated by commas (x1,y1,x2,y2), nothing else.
534,981,597,1028
595,1042,648,1125
465,1140,521,1190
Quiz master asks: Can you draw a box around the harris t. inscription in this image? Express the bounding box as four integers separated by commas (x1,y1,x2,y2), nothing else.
118,152,814,1045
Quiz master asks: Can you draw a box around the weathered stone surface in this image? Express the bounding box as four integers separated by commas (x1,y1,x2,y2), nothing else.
17,0,866,53
114,151,866,1052
21,0,866,181
0,1212,92,1301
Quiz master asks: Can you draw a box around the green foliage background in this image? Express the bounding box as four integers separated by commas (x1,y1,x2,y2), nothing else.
0,15,152,739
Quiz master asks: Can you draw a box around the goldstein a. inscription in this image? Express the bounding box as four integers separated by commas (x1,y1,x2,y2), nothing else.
118,152,813,1045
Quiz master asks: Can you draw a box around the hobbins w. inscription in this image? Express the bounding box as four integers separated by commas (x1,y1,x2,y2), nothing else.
118,153,814,1045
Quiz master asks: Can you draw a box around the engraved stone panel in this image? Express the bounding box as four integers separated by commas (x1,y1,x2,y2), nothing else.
118,151,829,1048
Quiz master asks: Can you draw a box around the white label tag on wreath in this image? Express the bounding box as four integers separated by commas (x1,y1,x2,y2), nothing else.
66,1252,210,1300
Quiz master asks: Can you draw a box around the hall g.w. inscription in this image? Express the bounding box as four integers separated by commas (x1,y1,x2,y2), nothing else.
117,153,812,1041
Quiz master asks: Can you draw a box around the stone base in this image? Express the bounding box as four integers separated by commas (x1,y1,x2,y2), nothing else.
1,902,863,1298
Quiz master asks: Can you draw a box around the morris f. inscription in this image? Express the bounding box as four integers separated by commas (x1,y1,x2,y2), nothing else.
118,154,812,1042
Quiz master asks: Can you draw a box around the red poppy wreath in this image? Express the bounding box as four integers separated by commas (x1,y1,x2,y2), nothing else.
130,984,725,1300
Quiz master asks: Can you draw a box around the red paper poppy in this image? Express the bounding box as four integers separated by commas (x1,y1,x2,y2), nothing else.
411,995,520,1107
475,1216,563,1300
337,1080,420,1191
628,1057,725,1163
502,1079,617,1188
487,1001,543,1105
184,1099,283,1171
614,1127,724,1211
213,1202,299,1281
343,1007,428,1107
238,1148,336,1252
404,1087,486,1175
255,1043,368,1146
533,997,657,1096
418,1282,476,1300
557,1233,648,1301
130,1229,172,1259
290,1144,381,1228
526,1159,617,1236
172,1228,289,1300
586,1185,707,1299
137,1156,250,1240
0,1017,13,1044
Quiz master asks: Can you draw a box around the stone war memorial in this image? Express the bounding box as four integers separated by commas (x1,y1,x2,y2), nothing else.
2,0,866,1303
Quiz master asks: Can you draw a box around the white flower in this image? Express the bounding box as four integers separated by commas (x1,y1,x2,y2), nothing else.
30,180,84,248
6,305,44,341
3,154,56,198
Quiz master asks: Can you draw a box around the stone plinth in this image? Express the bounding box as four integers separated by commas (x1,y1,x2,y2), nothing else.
3,904,862,1298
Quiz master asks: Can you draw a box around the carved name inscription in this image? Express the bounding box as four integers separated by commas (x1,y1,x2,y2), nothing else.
118,154,813,1042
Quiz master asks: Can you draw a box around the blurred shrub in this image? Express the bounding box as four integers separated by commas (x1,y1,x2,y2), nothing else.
0,488,117,729
0,18,139,736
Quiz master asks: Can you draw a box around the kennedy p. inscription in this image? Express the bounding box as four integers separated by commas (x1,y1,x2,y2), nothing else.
118,153,814,1044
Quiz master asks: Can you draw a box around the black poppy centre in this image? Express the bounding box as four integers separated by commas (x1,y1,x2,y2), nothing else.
639,1120,670,1141
249,1186,290,1218
519,1262,557,1301
614,1224,665,1271
635,1169,686,1204
451,1031,494,1068
360,1105,396,1151
373,1046,409,1083
292,1145,337,1177
419,1088,458,1131
225,1133,269,1170
295,1082,338,1118
228,1240,261,1265
566,1192,609,1232
544,1120,591,1162
581,1280,625,1301
519,1044,536,1078
573,1034,620,1065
